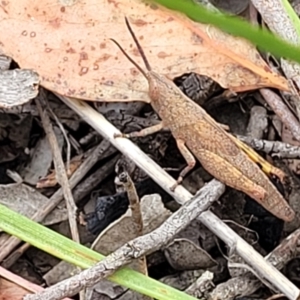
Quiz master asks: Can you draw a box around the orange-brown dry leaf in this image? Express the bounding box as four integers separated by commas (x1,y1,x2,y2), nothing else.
0,278,29,300
36,154,83,188
0,0,289,102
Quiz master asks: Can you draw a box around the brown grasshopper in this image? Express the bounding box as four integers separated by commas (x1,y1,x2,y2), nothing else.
111,17,295,222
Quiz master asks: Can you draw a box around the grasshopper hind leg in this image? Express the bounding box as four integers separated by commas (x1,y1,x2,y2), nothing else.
195,148,267,202
171,139,196,191
232,136,286,182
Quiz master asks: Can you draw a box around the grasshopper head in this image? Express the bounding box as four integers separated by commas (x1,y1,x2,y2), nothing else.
147,71,163,102
147,71,178,103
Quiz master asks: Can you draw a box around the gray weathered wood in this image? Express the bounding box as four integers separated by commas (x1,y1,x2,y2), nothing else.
0,69,39,108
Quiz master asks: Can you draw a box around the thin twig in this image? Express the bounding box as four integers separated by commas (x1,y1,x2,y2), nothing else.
210,228,300,299
36,90,79,243
260,89,300,142
237,134,300,158
118,171,148,275
47,104,72,173
24,179,224,300
119,172,143,235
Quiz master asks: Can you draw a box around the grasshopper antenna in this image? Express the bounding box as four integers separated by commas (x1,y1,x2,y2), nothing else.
110,17,152,79
110,38,148,79
124,17,152,72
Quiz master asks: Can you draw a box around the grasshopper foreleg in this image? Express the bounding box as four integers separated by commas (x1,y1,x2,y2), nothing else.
114,122,165,138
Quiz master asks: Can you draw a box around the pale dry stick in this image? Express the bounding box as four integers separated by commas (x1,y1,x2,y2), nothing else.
237,134,300,159
210,228,300,300
260,88,300,142
36,91,79,243
57,94,299,300
251,0,300,122
24,180,224,300
0,140,113,264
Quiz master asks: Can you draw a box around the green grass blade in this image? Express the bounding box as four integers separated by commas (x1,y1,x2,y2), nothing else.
0,204,197,300
282,0,300,40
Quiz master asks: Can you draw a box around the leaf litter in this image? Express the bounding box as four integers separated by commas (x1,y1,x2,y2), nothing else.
1,0,300,300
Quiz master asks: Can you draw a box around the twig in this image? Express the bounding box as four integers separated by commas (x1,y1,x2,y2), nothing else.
118,171,147,275
210,228,300,299
56,95,299,300
47,104,72,173
119,172,143,235
259,88,300,142
24,179,224,300
36,90,79,243
237,134,300,158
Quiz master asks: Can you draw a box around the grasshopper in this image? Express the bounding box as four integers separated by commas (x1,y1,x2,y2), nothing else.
111,17,295,222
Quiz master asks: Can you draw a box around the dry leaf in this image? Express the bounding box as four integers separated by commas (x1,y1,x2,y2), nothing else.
0,0,289,102
0,183,67,226
92,194,171,255
20,126,64,185
164,238,217,270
